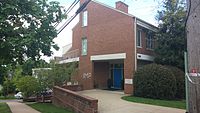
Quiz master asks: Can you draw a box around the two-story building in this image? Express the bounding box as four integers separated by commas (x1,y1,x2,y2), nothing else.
58,0,157,94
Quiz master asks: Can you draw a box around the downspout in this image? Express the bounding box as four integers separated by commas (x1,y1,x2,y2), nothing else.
134,17,137,71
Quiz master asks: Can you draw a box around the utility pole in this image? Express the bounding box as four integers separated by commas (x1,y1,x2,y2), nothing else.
186,0,200,113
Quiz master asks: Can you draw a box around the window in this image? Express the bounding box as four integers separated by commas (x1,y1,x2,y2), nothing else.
81,38,87,55
82,10,88,27
137,29,142,47
146,33,154,49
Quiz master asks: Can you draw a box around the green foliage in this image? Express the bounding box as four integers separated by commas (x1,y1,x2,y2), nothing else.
49,62,78,86
0,103,12,113
22,59,49,75
16,76,39,97
122,96,186,109
53,62,77,86
35,62,78,93
0,66,7,85
0,0,65,65
133,64,177,100
155,0,186,70
167,66,185,99
2,78,15,96
36,69,51,93
28,103,73,113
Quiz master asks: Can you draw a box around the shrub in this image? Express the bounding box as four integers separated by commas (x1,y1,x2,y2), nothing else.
133,64,177,100
166,66,185,99
2,78,15,96
16,76,39,98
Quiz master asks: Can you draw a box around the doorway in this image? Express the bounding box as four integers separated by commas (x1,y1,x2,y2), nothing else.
110,64,124,89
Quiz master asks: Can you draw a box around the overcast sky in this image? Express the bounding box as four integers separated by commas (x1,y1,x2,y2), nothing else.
42,0,162,61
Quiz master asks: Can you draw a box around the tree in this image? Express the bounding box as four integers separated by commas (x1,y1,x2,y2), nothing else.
46,62,78,88
0,0,65,65
22,58,49,75
154,0,186,70
35,62,78,90
16,76,39,98
2,77,16,96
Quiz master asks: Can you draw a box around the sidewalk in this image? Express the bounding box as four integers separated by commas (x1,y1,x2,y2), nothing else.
79,89,186,113
7,102,40,113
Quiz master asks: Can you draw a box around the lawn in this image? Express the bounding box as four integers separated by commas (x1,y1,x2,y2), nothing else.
0,96,15,100
28,103,73,113
0,103,12,113
122,96,186,109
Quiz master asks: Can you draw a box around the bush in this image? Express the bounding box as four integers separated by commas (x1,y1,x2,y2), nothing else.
16,76,39,98
166,66,185,99
2,78,15,96
133,64,177,100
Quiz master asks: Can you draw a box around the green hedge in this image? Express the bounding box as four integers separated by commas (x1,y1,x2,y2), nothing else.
133,64,177,100
166,66,185,99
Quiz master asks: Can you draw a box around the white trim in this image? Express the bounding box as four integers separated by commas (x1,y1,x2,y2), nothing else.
137,19,158,32
58,57,79,64
91,53,126,61
137,53,154,61
32,68,52,71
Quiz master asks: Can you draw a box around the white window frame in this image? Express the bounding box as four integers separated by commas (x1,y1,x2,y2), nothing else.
81,38,87,56
137,29,142,48
82,10,88,27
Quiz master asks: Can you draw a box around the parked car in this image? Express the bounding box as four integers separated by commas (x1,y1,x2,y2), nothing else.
14,92,23,99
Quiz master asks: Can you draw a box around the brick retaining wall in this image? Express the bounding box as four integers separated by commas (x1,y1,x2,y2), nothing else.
62,85,83,91
52,86,98,113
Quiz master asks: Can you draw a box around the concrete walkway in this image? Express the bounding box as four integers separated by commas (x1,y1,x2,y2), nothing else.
78,89,186,113
7,102,40,113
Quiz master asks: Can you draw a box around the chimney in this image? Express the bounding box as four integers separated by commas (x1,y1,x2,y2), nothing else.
80,0,84,4
80,0,87,4
115,1,128,13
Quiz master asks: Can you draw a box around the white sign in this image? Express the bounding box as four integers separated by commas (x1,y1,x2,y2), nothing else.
189,73,200,76
125,79,133,85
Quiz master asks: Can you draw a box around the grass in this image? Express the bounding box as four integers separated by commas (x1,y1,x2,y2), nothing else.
122,96,186,109
0,103,12,113
0,95,15,100
28,103,73,113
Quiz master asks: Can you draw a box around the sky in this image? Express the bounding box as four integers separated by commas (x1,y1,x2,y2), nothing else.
42,0,162,61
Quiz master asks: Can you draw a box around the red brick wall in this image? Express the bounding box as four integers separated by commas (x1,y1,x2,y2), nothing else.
94,62,109,89
53,86,98,113
72,1,136,93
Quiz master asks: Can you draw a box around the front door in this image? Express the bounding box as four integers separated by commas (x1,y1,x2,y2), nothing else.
110,64,123,89
113,68,122,89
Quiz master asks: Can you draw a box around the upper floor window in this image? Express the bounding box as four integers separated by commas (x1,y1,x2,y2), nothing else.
82,10,88,27
146,33,154,49
81,38,87,55
137,29,142,47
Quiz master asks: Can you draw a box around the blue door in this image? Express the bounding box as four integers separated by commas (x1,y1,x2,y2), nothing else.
113,69,122,89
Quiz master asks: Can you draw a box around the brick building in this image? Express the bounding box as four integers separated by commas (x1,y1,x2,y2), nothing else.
58,0,157,94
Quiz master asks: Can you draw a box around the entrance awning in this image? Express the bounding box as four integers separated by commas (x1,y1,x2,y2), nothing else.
90,53,126,61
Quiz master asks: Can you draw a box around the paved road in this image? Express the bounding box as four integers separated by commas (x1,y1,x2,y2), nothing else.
7,102,40,113
79,89,186,113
